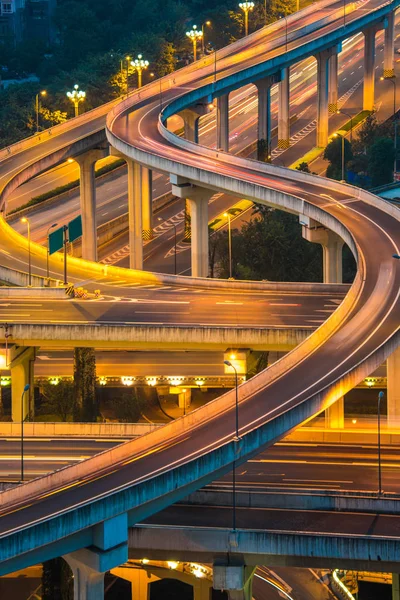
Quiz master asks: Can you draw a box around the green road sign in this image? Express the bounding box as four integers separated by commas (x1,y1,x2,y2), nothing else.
69,215,82,243
49,227,64,255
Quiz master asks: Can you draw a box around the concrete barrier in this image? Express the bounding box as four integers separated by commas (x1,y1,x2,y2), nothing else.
0,422,162,438
0,287,69,299
285,427,400,445
0,265,63,288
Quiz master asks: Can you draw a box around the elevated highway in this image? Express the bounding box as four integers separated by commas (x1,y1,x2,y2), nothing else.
0,0,399,596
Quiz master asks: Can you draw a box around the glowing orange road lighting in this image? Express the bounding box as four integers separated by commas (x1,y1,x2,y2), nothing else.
131,54,149,89
201,20,211,55
167,561,179,569
186,25,203,62
121,376,135,386
141,558,149,564
146,377,157,387
35,90,47,133
229,353,236,360
352,419,357,424
98,377,107,386
239,2,254,36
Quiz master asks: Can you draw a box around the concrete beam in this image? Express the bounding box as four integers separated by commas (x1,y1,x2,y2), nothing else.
126,158,143,270
278,68,290,149
384,11,395,78
9,346,36,422
217,94,230,152
302,224,343,283
255,74,280,155
363,25,381,111
314,48,336,147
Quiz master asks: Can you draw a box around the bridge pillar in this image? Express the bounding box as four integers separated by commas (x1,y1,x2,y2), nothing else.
256,74,280,157
75,148,109,262
112,566,156,599
363,25,379,111
217,93,230,151
315,48,335,147
213,563,255,600
171,177,213,277
278,67,290,149
181,100,214,143
384,11,395,79
10,346,36,422
178,388,192,412
387,345,400,427
325,398,344,429
392,573,400,600
302,223,343,283
141,167,153,241
328,51,338,113
126,159,143,270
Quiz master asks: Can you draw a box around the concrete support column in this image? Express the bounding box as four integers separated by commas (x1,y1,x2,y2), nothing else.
141,167,153,241
315,49,331,147
217,94,230,151
363,26,378,111
64,552,105,600
256,77,274,155
214,564,255,600
188,194,209,277
278,67,290,149
325,397,344,429
387,345,400,427
178,388,192,411
194,581,212,600
384,11,395,79
302,224,344,283
126,159,143,270
75,148,108,262
392,573,400,600
181,110,201,143
171,177,213,278
328,52,338,113
10,346,36,422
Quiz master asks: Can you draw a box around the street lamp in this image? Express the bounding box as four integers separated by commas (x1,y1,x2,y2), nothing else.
333,133,346,183
186,25,203,62
20,217,31,286
20,383,30,482
378,390,384,495
201,20,211,55
337,109,354,142
46,222,58,281
224,359,240,532
66,84,86,118
124,55,131,95
157,216,177,275
223,212,233,279
35,90,46,133
239,2,254,37
131,54,149,89
380,76,397,178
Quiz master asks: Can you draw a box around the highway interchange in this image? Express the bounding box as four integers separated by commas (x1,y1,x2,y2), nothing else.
0,0,399,592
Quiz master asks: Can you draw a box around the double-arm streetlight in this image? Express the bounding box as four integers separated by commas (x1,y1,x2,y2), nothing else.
35,90,46,133
380,76,397,177
66,84,86,118
131,54,149,89
20,217,31,286
239,2,254,37
186,25,203,62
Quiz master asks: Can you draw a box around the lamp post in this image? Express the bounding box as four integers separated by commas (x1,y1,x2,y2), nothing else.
337,109,354,142
157,216,177,275
201,20,211,55
124,55,131,95
66,84,86,118
35,90,46,133
380,76,397,178
223,212,233,279
20,383,30,482
224,359,240,532
278,13,288,53
239,2,254,37
131,54,149,89
46,222,58,281
20,217,31,286
378,390,384,495
186,25,203,62
333,132,346,182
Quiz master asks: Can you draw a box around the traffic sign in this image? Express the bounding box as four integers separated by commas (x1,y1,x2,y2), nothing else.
69,215,82,243
49,227,64,255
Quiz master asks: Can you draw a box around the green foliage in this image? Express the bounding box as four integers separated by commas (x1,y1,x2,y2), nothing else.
40,380,75,422
156,41,178,76
42,558,73,600
352,112,393,155
324,136,353,169
368,138,395,187
112,389,146,422
73,347,97,422
295,161,310,173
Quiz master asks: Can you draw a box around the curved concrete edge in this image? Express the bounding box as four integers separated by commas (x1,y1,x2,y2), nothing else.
0,218,349,294
0,264,63,288
0,287,69,299
0,422,162,438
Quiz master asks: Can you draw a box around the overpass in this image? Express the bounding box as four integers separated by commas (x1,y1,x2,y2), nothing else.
0,0,399,598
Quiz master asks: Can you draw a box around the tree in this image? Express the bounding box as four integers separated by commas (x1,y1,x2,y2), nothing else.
156,41,177,76
352,112,393,155
40,380,75,421
296,161,310,173
112,389,146,422
73,347,97,422
324,136,353,181
257,139,270,162
42,558,73,600
368,137,395,187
